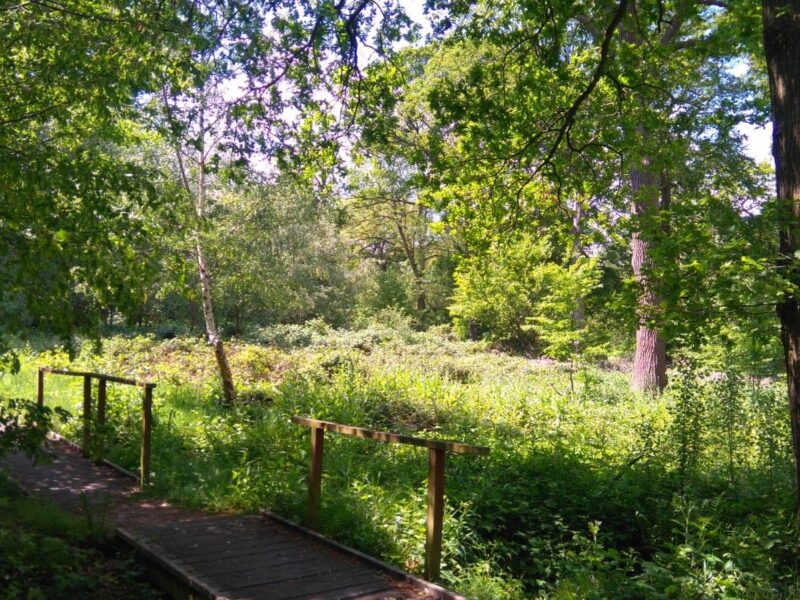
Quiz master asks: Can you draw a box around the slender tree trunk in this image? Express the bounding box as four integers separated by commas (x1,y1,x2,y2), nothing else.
630,160,668,393
396,219,427,313
196,233,236,404
416,287,427,311
194,109,235,405
163,87,236,404
570,199,586,353
762,0,800,515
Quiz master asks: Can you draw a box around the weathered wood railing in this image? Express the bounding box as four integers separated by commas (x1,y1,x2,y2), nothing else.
291,415,490,581
37,367,155,489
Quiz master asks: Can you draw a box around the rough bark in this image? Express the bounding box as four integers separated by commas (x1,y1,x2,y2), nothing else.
619,10,671,394
416,289,427,311
762,0,800,515
630,161,668,393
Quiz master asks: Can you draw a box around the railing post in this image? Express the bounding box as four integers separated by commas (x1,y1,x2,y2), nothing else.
308,425,325,529
36,368,44,409
140,384,153,489
82,375,92,458
425,447,445,581
95,378,107,463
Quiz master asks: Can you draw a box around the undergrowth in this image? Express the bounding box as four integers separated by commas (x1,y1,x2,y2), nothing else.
0,473,163,600
1,319,798,598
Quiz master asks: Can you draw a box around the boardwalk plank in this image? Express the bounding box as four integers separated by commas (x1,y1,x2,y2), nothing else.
175,540,310,568
138,528,302,559
183,542,332,574
213,556,373,591
220,570,390,599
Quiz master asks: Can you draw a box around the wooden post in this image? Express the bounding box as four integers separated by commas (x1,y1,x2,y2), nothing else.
82,375,92,458
140,384,153,489
308,426,325,529
36,368,44,409
425,447,445,581
95,378,107,463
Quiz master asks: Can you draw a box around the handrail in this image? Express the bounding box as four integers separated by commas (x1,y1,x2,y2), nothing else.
291,417,490,455
37,366,154,489
291,415,490,582
40,367,155,388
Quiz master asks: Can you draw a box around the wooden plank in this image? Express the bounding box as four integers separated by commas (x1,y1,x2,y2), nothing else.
135,513,293,537
168,538,308,565
141,530,296,559
218,568,385,597
117,526,225,600
297,584,403,600
308,426,324,528
131,514,259,536
82,375,92,458
262,511,467,600
424,448,445,581
290,580,400,600
345,590,415,600
95,378,106,463
291,417,490,455
140,384,152,488
182,541,323,575
135,521,304,560
36,368,44,409
211,555,365,591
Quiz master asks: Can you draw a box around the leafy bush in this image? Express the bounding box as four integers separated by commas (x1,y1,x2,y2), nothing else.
0,398,68,460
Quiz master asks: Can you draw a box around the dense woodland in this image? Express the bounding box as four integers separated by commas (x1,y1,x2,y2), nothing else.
2,0,800,597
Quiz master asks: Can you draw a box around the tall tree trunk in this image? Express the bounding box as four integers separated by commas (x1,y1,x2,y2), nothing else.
620,11,670,394
630,160,668,393
762,0,800,515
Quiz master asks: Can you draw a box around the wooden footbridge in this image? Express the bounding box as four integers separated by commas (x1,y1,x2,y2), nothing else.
3,367,490,600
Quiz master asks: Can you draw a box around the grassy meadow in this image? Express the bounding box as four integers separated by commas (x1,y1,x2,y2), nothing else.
2,318,798,599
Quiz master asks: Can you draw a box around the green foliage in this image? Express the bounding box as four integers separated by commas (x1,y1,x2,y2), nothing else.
0,1,176,340
0,398,68,461
450,234,550,344
450,233,603,357
0,474,162,599
207,179,357,330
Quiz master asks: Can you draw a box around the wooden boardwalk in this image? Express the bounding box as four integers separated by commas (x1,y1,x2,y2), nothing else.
2,438,461,600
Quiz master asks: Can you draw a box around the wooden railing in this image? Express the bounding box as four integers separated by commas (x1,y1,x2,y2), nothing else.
37,367,155,489
291,416,490,581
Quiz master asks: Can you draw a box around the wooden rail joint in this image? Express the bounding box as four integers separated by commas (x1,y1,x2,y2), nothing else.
291,415,490,582
37,366,156,489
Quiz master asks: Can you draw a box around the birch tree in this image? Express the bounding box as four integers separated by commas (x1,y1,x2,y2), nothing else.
154,0,410,402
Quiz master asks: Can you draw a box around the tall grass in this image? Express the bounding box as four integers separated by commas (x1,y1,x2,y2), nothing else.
1,323,797,598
